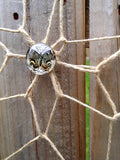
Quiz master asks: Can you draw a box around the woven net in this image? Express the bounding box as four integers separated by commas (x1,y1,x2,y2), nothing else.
0,0,120,159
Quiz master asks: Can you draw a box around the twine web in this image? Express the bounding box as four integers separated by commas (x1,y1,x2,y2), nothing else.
0,0,120,159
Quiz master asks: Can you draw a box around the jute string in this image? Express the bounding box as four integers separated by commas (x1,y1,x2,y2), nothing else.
0,0,119,159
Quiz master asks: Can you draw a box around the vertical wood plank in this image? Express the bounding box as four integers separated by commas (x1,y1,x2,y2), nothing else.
90,0,120,160
0,0,85,159
29,0,86,159
0,0,37,160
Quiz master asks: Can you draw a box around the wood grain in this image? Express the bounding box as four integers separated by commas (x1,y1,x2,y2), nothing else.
90,0,120,160
0,0,85,159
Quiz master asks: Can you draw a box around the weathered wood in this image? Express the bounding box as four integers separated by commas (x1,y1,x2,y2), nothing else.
29,0,86,159
0,0,85,159
0,0,37,159
90,0,120,160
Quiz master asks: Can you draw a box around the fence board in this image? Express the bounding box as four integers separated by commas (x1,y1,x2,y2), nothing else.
0,0,85,159
90,0,120,160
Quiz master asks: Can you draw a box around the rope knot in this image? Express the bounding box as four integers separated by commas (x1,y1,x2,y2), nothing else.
18,26,24,32
113,113,120,120
60,36,67,43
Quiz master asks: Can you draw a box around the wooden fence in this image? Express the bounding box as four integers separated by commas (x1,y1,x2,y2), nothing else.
90,0,120,160
0,0,120,160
